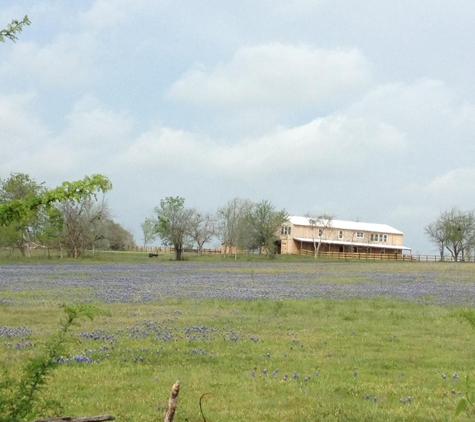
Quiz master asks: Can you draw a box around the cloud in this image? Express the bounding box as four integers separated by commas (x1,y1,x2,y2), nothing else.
0,93,51,172
167,43,373,110
117,113,406,183
0,33,99,89
348,79,475,145
80,0,168,30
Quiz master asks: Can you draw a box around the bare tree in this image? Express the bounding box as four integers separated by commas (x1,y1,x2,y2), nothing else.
307,214,333,258
141,218,158,248
217,198,254,258
425,208,475,261
189,213,217,255
58,197,110,258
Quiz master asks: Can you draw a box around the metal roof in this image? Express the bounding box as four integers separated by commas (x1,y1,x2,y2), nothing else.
293,237,412,251
288,216,404,235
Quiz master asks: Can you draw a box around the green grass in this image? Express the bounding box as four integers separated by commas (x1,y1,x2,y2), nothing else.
1,297,474,421
2,258,475,420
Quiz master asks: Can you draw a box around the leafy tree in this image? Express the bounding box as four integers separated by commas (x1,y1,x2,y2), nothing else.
246,200,288,257
0,16,30,43
0,174,112,227
425,208,475,261
0,174,112,258
101,219,135,251
152,197,195,261
0,173,46,256
217,198,254,258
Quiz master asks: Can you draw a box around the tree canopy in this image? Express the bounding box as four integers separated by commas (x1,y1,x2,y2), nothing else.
0,174,112,227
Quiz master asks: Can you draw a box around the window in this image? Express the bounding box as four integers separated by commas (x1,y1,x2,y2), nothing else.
318,229,323,237
382,234,388,242
281,226,291,235
339,231,343,239
370,233,378,242
356,232,364,238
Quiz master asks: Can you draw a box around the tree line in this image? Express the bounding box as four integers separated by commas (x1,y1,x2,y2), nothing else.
142,197,288,261
0,173,133,258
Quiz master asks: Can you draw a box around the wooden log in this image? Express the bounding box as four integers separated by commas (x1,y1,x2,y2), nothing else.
34,416,114,422
163,380,180,422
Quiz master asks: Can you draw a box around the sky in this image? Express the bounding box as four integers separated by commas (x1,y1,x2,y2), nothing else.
1,0,475,254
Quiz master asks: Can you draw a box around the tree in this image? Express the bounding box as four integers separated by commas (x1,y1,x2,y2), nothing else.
217,198,254,258
189,213,217,255
0,174,112,227
58,197,110,258
246,200,288,257
152,197,195,261
307,214,333,258
0,173,46,256
141,218,158,248
100,219,135,251
425,208,475,262
0,174,112,258
0,16,30,43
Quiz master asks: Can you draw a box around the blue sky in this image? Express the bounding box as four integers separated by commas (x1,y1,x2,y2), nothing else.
1,0,475,254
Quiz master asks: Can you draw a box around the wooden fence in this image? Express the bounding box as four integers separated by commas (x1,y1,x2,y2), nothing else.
299,249,475,262
127,246,475,263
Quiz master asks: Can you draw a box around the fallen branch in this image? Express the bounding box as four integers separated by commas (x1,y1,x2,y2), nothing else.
34,416,114,422
163,380,180,422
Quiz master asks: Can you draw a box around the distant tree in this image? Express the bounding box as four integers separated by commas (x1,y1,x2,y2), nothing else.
307,214,333,258
101,219,135,251
0,174,112,258
189,213,217,255
246,200,288,257
0,16,30,43
35,207,64,257
425,208,475,261
217,198,254,258
152,197,195,261
58,197,111,258
141,218,158,248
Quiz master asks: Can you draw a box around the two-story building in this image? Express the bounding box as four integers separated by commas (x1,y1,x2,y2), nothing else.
279,216,411,255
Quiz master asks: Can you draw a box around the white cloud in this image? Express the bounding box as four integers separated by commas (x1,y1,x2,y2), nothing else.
80,0,168,30
425,168,475,206
167,43,373,110
117,113,406,183
0,32,99,88
0,93,51,172
348,79,475,144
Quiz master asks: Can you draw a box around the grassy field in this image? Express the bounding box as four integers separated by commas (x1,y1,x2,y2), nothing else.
1,256,475,421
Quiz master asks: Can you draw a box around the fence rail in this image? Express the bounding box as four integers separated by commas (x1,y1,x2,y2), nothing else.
126,246,475,263
299,249,475,262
